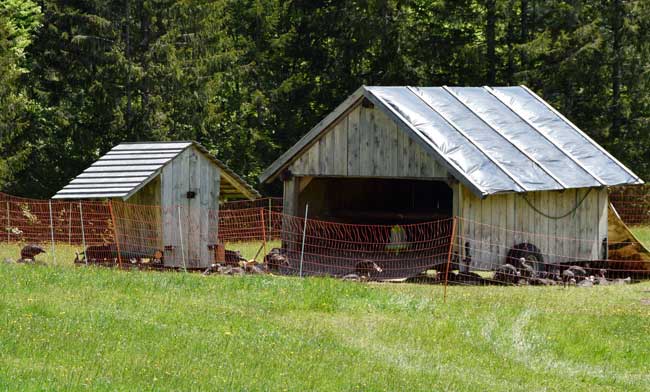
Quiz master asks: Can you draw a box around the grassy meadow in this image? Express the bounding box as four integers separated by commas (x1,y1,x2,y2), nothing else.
0,259,650,391
631,226,650,249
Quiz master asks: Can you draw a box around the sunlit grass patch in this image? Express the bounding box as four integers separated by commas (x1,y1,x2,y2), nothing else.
224,239,281,260
0,242,81,266
630,225,650,249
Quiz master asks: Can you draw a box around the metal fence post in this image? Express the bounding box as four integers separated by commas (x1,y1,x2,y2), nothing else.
444,217,458,303
108,200,123,269
178,205,187,272
299,203,309,278
68,202,73,245
79,202,87,265
268,198,272,241
260,208,267,258
6,201,10,243
48,200,56,264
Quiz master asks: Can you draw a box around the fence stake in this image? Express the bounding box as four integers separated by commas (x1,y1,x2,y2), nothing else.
268,198,272,242
178,205,187,272
48,200,56,264
108,200,123,269
79,202,87,265
299,203,309,278
260,208,267,259
68,202,73,245
6,201,10,243
444,217,458,303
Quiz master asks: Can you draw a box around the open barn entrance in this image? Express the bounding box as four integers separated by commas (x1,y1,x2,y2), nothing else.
281,177,455,279
297,177,453,225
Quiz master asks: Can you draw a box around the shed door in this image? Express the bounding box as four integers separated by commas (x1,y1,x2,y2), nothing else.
186,148,202,267
162,146,220,269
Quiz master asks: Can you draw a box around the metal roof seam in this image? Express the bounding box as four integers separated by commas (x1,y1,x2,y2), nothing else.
440,86,567,190
519,85,643,184
366,87,489,197
484,86,606,187
408,86,527,192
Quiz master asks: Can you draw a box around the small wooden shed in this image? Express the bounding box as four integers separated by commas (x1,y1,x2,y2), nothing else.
53,141,260,268
260,86,644,268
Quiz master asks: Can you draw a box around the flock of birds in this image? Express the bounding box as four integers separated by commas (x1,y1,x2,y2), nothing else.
493,257,631,286
202,248,290,276
4,244,633,288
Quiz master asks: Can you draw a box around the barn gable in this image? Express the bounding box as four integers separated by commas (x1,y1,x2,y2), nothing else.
260,86,643,197
289,104,448,179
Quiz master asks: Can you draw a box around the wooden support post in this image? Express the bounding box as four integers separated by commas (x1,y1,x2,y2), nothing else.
48,200,56,264
108,200,123,269
79,202,87,265
444,217,458,303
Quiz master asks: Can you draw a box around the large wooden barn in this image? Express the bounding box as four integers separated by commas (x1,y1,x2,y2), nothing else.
53,141,259,268
260,86,644,268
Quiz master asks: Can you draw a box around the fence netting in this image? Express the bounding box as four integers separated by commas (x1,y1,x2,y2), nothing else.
1,191,649,287
610,185,650,227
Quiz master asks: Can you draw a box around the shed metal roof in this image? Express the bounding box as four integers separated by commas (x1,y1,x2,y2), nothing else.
260,85,643,197
53,141,260,200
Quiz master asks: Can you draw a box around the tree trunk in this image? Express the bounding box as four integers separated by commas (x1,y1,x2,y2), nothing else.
486,0,497,84
611,0,623,139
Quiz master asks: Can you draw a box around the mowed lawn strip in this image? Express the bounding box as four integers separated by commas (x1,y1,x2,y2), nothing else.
1,264,649,391
631,226,650,249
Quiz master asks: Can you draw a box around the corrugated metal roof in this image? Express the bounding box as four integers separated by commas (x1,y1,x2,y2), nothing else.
53,141,260,200
260,85,643,196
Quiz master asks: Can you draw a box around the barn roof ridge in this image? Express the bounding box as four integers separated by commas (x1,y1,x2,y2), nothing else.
53,141,260,200
259,85,643,197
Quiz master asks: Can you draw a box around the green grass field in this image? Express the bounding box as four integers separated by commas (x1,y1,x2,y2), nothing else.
1,260,650,391
631,226,650,249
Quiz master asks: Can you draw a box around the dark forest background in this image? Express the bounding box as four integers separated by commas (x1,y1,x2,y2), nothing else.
1,0,649,198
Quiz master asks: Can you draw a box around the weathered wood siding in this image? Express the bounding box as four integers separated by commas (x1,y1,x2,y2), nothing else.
458,186,608,268
161,146,220,268
289,105,448,179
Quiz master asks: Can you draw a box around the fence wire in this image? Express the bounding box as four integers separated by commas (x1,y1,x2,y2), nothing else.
0,191,649,289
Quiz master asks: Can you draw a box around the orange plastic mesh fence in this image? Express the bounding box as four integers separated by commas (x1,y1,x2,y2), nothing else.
268,211,455,279
0,192,112,246
218,198,282,242
448,216,650,286
1,191,649,285
220,197,282,211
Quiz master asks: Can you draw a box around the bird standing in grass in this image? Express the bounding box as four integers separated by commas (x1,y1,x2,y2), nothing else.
19,244,46,262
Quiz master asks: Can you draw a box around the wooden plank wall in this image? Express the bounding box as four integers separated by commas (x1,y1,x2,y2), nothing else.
161,146,220,268
289,105,448,179
459,186,608,269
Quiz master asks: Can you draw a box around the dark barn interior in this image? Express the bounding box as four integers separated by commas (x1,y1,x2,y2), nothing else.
298,177,453,225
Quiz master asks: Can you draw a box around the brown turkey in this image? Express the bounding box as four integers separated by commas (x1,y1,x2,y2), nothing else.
20,244,46,262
